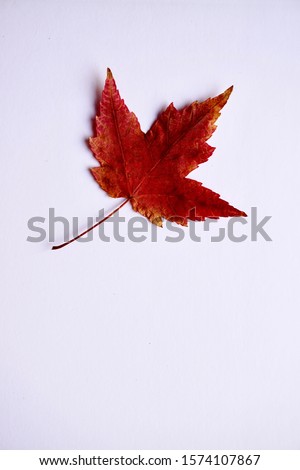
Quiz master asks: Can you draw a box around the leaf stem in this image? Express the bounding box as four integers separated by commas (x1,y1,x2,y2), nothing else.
51,198,130,250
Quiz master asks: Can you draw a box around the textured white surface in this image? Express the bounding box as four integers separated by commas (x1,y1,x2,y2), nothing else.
0,0,299,449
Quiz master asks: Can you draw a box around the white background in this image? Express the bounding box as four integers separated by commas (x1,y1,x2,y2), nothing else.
0,0,299,450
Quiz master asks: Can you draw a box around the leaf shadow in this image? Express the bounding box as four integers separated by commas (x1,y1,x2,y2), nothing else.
83,75,105,189
84,76,104,151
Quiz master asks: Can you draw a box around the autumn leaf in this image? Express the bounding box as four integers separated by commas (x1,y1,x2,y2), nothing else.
52,69,246,249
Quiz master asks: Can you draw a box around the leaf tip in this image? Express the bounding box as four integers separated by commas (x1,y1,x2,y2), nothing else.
225,85,234,98
106,67,113,79
234,209,247,217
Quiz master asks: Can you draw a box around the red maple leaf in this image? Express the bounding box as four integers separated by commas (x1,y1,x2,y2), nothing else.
52,69,246,249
